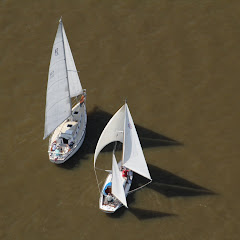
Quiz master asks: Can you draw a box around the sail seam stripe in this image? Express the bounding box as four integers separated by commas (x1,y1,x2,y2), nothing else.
46,96,71,112
47,76,68,90
53,40,63,45
49,58,66,68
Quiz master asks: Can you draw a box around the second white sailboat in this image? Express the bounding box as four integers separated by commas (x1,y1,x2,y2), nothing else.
94,102,152,213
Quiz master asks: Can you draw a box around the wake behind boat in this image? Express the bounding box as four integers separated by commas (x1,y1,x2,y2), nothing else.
93,102,152,213
43,18,87,164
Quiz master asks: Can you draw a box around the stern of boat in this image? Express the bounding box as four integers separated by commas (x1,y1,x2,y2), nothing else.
99,170,133,213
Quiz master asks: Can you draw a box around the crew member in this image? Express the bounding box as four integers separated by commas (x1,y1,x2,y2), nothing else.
106,193,113,202
122,168,129,180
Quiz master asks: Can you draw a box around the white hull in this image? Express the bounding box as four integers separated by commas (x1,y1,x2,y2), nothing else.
48,102,87,164
99,169,133,213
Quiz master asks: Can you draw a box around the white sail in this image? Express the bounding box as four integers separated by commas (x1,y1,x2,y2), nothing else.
62,24,83,97
93,105,125,167
112,154,128,208
43,19,71,139
123,104,152,180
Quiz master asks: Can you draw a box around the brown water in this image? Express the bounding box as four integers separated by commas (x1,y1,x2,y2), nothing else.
1,0,240,239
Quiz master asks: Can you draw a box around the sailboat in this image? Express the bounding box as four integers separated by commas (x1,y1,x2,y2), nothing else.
93,102,152,213
43,18,87,164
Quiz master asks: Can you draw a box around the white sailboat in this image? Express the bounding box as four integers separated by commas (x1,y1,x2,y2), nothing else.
93,103,152,213
43,18,87,164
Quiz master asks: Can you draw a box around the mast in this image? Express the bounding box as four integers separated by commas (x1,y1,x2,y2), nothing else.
121,102,127,166
60,17,72,110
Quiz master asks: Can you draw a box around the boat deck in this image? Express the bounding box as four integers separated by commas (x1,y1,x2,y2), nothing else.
48,102,87,163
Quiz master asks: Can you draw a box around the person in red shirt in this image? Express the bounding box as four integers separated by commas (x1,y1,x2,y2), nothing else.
122,168,129,180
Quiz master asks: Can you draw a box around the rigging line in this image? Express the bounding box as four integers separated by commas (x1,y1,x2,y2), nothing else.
94,168,101,194
128,179,152,195
113,141,117,156
97,179,104,187
95,167,107,171
67,70,80,72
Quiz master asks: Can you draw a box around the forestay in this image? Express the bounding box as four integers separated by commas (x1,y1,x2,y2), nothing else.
43,20,71,139
112,154,128,208
123,104,152,180
93,105,125,167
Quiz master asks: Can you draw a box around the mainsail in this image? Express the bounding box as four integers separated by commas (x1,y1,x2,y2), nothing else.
112,154,128,208
43,18,82,139
93,105,125,167
123,104,152,180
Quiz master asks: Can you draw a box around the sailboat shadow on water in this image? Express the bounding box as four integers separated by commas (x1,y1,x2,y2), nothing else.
146,164,216,198
130,164,216,198
59,106,181,169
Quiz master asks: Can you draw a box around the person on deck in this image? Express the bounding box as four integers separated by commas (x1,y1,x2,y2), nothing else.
80,95,85,106
122,168,129,180
106,193,113,202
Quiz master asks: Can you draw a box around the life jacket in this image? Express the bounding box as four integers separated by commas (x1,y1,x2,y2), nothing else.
80,95,85,104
